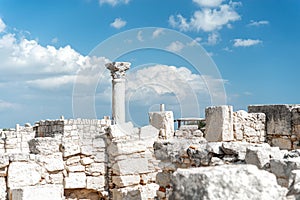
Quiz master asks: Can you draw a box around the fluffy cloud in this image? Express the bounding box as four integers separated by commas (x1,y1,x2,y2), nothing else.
207,32,220,45
233,39,262,47
110,18,127,29
99,0,130,6
248,20,269,27
193,0,223,7
169,2,240,32
152,28,164,38
166,41,185,53
0,18,6,33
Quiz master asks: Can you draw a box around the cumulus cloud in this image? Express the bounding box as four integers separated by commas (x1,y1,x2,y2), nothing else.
110,18,127,29
207,32,220,45
99,0,130,6
193,0,223,7
169,2,240,32
152,28,165,38
166,41,185,53
0,18,6,33
248,20,269,27
233,39,262,47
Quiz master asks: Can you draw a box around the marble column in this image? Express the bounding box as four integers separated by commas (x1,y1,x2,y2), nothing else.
106,62,130,124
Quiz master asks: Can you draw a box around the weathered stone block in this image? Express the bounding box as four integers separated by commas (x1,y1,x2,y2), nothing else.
10,184,64,200
149,111,174,139
28,138,60,155
0,177,6,200
108,140,147,157
86,163,105,174
8,162,42,189
170,165,286,200
112,175,140,187
272,137,292,150
205,105,234,142
86,176,105,191
0,155,9,168
36,153,64,172
112,158,149,175
64,172,86,189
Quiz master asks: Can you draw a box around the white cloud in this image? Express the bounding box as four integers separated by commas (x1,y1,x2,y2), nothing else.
193,0,223,7
110,18,127,29
137,30,144,41
233,39,262,47
0,100,17,111
207,32,220,45
99,0,130,6
169,2,241,32
0,31,109,90
152,28,165,38
166,41,185,53
248,20,269,27
0,18,6,33
187,37,202,46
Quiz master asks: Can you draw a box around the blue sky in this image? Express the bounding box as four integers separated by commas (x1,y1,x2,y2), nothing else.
0,0,299,128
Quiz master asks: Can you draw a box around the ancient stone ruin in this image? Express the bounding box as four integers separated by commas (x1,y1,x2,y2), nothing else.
1,62,300,199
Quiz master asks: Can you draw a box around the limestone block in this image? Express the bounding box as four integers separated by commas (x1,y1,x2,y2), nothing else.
86,163,105,174
112,186,142,200
149,111,174,139
249,104,299,136
156,172,171,187
64,172,86,189
8,162,42,189
86,176,105,191
140,172,157,184
108,140,147,157
270,158,300,184
221,142,252,160
62,139,80,157
66,156,81,165
10,184,64,200
272,137,292,150
206,142,224,155
81,157,94,165
81,145,94,156
170,165,287,200
92,137,106,149
112,175,140,187
205,105,234,142
245,146,274,169
0,155,9,168
8,153,29,162
108,122,140,139
0,177,6,200
36,153,64,172
66,165,85,172
28,138,60,155
112,158,149,175
49,172,64,184
94,152,106,162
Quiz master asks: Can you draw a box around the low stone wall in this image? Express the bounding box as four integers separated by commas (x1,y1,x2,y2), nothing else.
249,104,300,150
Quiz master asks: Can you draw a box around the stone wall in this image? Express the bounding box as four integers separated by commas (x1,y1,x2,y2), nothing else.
0,118,161,200
205,106,266,144
249,104,300,150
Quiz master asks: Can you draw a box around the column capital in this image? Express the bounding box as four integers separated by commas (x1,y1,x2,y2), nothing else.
106,62,131,79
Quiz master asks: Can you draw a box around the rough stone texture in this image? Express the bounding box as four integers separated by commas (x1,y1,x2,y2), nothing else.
149,111,174,139
112,175,141,187
8,162,42,189
0,177,6,200
245,144,282,169
170,165,287,200
205,105,234,142
233,110,266,143
10,185,64,200
28,138,60,155
64,172,86,189
86,176,105,191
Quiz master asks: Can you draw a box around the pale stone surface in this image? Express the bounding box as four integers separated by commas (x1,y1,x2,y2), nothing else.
221,142,252,160
112,158,149,175
205,105,234,142
170,165,287,200
81,157,94,165
36,153,64,172
86,163,105,174
287,170,300,198
64,172,86,189
28,138,60,155
8,162,42,189
272,137,292,150
108,140,147,157
112,175,141,187
86,176,105,191
0,177,6,200
0,155,9,168
149,111,174,139
10,184,64,200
